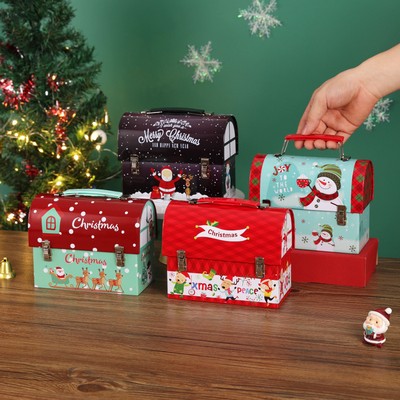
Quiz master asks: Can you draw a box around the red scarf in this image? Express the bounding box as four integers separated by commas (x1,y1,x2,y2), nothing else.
314,235,332,245
300,186,339,207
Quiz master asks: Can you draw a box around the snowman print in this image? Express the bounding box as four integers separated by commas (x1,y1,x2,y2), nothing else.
298,164,343,211
312,224,335,250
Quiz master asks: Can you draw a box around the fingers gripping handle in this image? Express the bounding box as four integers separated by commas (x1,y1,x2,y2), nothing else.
276,134,349,161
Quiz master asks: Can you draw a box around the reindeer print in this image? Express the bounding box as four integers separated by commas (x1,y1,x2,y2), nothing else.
91,268,107,290
108,270,124,292
75,267,90,289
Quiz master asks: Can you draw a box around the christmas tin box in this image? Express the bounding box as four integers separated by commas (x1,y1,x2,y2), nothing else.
28,189,156,295
249,135,374,254
161,198,294,308
118,108,238,202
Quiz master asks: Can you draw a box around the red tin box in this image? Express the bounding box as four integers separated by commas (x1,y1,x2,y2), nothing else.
162,198,294,308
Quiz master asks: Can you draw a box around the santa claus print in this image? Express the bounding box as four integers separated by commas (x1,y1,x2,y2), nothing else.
55,266,66,279
298,164,343,211
150,166,182,200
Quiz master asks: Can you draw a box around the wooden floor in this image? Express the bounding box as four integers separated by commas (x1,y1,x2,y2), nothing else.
0,231,399,399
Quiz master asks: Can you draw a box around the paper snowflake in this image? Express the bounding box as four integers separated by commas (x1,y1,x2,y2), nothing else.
239,0,282,38
180,42,222,83
363,97,393,131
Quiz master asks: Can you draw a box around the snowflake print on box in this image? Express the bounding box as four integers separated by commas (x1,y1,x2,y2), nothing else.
28,190,156,296
363,97,393,131
180,41,222,83
239,0,282,39
249,150,374,255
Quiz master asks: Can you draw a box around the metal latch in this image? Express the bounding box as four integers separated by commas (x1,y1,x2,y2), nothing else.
255,256,265,278
200,158,210,179
41,240,52,261
177,250,187,272
115,245,125,267
130,154,139,175
336,205,347,226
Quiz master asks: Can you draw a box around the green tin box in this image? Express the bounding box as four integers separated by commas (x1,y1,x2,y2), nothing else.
28,189,156,295
249,135,374,254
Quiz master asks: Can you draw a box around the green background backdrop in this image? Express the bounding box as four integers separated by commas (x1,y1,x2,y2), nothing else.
7,0,400,257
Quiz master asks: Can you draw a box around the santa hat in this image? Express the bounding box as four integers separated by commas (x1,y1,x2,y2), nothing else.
178,271,190,280
260,278,271,285
318,164,342,189
369,307,392,326
161,166,172,173
223,275,234,283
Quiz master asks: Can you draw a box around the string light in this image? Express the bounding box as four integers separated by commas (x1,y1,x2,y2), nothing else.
7,213,15,222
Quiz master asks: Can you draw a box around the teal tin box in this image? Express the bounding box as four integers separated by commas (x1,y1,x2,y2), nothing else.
249,135,374,254
28,189,156,295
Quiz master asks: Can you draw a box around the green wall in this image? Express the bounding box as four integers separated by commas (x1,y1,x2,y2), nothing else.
23,1,400,256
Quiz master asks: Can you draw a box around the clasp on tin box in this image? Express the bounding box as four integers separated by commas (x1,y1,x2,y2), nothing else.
200,158,210,179
115,245,125,267
177,250,187,272
336,205,347,226
255,256,265,278
130,154,139,175
41,240,52,261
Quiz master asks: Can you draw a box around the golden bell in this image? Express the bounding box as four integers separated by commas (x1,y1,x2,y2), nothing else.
158,253,168,265
0,257,16,280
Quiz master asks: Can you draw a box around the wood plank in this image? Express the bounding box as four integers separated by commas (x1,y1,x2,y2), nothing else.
0,231,399,399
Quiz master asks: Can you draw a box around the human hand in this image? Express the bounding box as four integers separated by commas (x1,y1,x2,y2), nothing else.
296,68,379,150
296,44,400,150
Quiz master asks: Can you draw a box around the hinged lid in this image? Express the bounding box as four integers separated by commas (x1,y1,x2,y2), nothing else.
162,198,294,267
118,109,238,165
28,193,156,254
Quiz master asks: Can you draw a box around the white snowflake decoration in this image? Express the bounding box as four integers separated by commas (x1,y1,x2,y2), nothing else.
180,41,222,83
239,0,282,38
363,97,393,131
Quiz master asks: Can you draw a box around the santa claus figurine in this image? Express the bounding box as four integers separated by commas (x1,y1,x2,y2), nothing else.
363,307,392,347
150,166,182,200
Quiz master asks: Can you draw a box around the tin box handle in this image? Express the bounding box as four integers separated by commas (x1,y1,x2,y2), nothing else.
143,107,207,115
277,134,349,161
62,188,124,199
192,197,264,209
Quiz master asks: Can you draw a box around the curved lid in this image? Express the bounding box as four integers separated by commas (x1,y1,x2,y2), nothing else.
28,193,155,254
162,199,294,265
118,110,238,164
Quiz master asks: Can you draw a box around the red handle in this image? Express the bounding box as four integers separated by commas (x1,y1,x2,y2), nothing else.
285,134,344,143
195,197,260,209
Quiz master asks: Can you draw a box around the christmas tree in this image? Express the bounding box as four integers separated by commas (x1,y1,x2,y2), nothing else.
0,0,117,230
